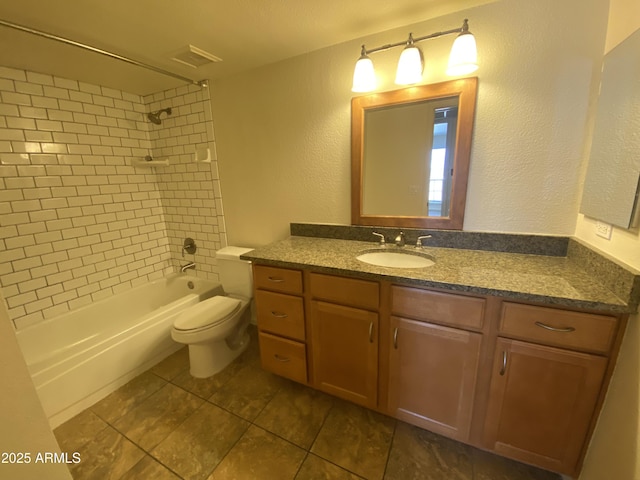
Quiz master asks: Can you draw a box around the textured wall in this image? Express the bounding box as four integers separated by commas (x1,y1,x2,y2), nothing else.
577,2,640,479
574,0,640,271
212,47,352,246
0,291,72,479
212,0,608,248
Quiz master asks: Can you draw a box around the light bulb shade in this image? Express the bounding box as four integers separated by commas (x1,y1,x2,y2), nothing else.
352,56,376,92
395,45,424,85
447,32,478,76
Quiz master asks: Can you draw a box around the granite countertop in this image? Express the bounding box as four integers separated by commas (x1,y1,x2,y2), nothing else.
242,236,632,314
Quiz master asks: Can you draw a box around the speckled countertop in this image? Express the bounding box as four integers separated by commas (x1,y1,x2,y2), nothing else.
241,236,635,314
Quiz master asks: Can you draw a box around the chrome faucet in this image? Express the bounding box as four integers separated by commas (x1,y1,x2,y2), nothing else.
416,235,432,248
372,231,386,246
395,231,405,247
180,262,196,273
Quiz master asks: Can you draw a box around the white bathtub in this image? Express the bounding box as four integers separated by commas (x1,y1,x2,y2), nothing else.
15,274,223,428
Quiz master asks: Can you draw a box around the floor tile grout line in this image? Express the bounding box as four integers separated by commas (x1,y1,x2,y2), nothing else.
148,353,265,479
295,398,371,479
292,451,311,479
201,418,253,479
381,420,398,479
89,386,207,477
107,396,213,480
54,411,112,457
119,453,186,480
307,397,336,453
131,393,242,479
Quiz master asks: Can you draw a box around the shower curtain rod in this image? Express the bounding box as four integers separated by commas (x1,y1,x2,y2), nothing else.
0,19,207,87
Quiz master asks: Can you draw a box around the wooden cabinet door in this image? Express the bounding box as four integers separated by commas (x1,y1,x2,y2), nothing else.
310,300,378,408
388,316,481,441
483,338,607,476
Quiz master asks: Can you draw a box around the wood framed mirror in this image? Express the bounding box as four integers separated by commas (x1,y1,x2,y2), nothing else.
351,77,478,229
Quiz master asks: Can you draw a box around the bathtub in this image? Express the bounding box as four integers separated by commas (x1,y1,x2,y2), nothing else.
15,274,223,428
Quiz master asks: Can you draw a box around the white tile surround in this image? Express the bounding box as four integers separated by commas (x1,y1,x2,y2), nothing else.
0,66,226,330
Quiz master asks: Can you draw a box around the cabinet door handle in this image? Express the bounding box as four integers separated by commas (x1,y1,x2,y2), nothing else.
368,322,374,343
270,311,288,318
267,276,285,283
534,321,576,333
393,327,398,349
499,351,507,376
274,354,290,362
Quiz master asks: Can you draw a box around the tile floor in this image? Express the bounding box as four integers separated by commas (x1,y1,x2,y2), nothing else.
54,327,562,480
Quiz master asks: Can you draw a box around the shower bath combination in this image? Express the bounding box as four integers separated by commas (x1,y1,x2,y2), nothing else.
147,107,172,124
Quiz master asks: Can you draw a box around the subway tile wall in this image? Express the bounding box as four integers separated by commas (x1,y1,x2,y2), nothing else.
144,84,226,279
0,66,225,330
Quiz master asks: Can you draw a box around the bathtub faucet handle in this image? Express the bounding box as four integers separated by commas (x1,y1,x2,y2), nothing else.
182,237,197,257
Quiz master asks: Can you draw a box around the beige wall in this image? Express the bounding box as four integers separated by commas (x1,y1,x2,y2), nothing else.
0,289,72,480
574,0,640,271
576,1,640,479
212,0,608,247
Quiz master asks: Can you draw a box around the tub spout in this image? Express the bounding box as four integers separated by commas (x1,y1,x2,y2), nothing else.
180,262,196,273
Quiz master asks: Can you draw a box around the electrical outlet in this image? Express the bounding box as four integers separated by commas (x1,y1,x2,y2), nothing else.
595,220,613,240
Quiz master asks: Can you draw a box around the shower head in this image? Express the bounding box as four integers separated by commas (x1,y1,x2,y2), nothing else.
147,107,172,125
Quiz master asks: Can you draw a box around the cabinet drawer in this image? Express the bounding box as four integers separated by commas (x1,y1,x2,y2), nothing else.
259,332,307,384
256,290,305,340
391,285,485,330
254,265,303,294
499,302,617,353
309,273,379,310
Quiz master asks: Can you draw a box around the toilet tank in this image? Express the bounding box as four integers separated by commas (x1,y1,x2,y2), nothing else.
216,246,254,299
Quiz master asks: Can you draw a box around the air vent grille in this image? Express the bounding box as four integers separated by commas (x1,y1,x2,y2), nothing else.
171,45,222,68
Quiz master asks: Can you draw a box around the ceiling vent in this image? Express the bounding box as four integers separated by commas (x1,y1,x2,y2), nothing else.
171,45,222,69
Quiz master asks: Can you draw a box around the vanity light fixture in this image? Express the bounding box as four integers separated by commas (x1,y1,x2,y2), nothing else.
395,34,424,85
352,18,478,92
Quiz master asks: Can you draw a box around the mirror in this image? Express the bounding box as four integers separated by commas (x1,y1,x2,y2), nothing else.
580,28,640,229
351,77,478,230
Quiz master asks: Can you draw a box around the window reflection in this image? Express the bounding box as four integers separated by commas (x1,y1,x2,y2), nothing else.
428,106,457,217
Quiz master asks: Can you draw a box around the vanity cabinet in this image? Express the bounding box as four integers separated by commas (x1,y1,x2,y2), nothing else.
388,286,485,442
310,301,378,408
254,265,307,383
251,264,626,477
308,273,380,408
482,302,617,475
389,317,481,441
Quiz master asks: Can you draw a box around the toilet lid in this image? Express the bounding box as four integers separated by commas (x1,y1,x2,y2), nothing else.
174,296,242,331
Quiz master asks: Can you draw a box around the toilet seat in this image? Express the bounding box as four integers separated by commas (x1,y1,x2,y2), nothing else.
173,296,241,332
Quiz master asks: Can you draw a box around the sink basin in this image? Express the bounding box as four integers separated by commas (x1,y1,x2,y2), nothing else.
356,250,435,269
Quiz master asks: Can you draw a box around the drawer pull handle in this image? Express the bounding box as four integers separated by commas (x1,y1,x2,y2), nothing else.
270,311,288,318
499,351,507,376
267,276,285,283
393,327,398,349
274,354,290,362
369,322,374,343
535,321,576,333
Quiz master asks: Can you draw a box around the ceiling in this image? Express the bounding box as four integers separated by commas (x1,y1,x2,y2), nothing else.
0,0,491,96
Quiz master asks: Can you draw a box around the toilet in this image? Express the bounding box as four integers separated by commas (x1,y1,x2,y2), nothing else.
171,246,254,378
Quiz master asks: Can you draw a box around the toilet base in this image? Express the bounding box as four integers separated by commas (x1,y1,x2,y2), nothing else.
187,333,249,378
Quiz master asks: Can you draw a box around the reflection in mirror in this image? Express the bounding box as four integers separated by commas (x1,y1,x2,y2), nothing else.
352,78,478,230
580,28,640,229
363,98,459,218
